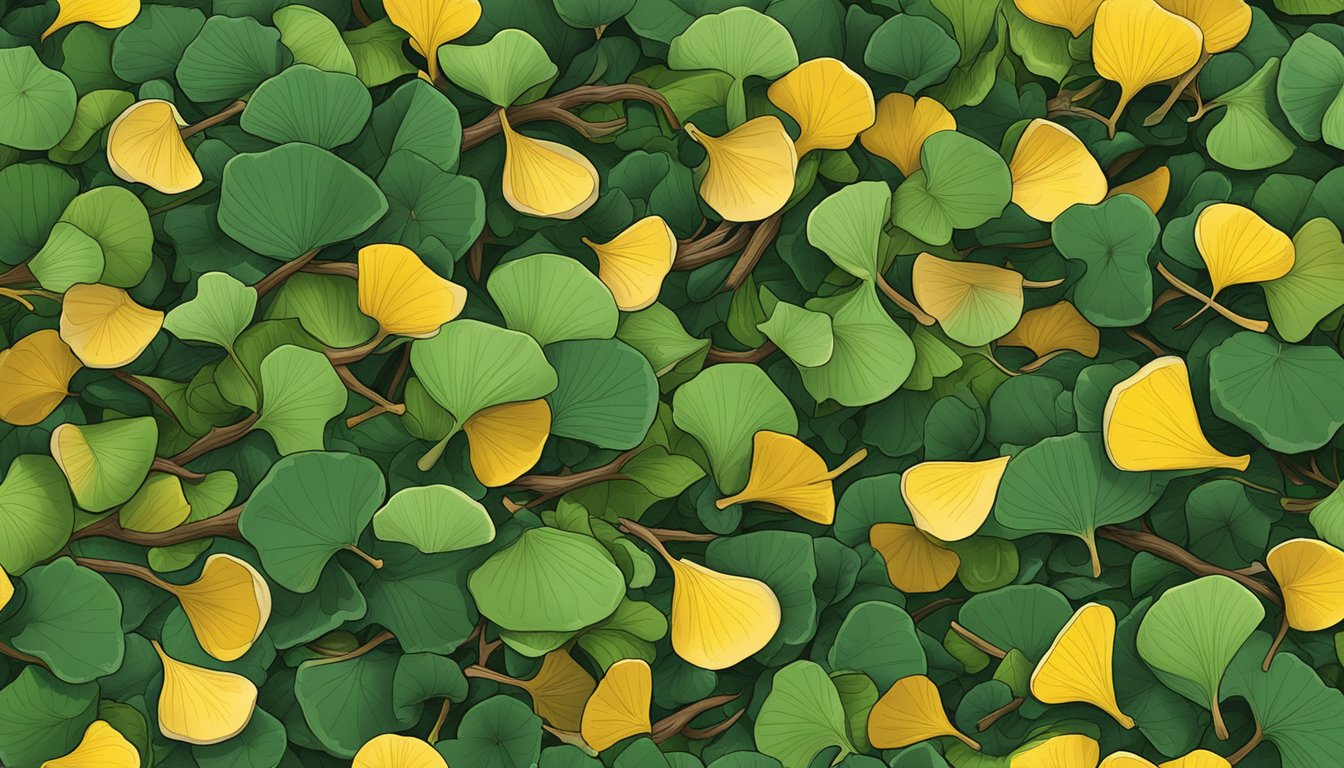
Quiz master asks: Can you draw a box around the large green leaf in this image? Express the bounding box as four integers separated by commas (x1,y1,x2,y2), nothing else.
273,5,357,75
373,485,495,554
754,661,855,768
176,15,290,102
488,254,619,346
410,319,558,424
0,47,76,151
1206,58,1295,171
239,65,371,148
295,650,411,758
1278,33,1344,143
827,602,925,691
164,271,258,352
0,456,73,575
667,7,797,125
1225,632,1344,768
1208,331,1344,453
0,667,97,767
253,345,347,455
438,29,557,107
545,339,658,450
671,363,798,494
1052,194,1158,327
1263,218,1344,342
798,287,914,407
0,558,123,684
369,149,484,264
891,131,1011,246
864,14,959,94
806,181,889,282
58,186,153,288
437,694,542,768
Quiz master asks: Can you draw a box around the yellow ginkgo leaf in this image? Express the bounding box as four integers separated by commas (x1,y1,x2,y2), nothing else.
1155,0,1250,53
43,0,139,40
581,658,653,751
383,0,481,82
716,431,867,525
1092,0,1203,135
500,112,600,220
357,243,467,338
1031,603,1135,728
107,100,202,195
1009,119,1108,222
119,472,191,533
667,556,781,670
1100,753,1155,768
42,720,139,768
1266,538,1344,632
154,640,257,745
171,554,272,662
1103,356,1249,472
901,456,1012,542
767,57,875,157
1194,203,1295,297
911,254,1033,347
352,734,448,768
522,649,598,732
870,523,961,593
1100,752,1232,768
0,566,11,612
998,301,1100,369
583,216,676,311
60,283,164,369
1012,734,1099,768
1107,166,1171,213
685,117,799,223
868,674,979,750
859,93,956,176
1013,0,1104,36
0,329,82,426
463,398,550,487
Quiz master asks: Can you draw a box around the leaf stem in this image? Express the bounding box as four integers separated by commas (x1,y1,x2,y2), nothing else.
151,457,206,481
73,557,174,591
724,212,781,290
876,272,936,325
427,699,450,743
508,448,643,508
618,517,676,563
253,247,323,298
170,412,261,465
1155,263,1269,332
976,697,1023,731
179,100,246,140
307,630,395,667
342,544,384,570
1228,716,1263,764
948,621,1008,659
1144,51,1210,126
0,640,48,668
114,371,182,424
706,341,777,365
1262,613,1290,672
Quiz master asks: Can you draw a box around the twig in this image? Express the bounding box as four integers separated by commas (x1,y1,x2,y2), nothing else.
306,630,395,666
507,448,643,508
170,413,260,465
151,457,206,481
674,224,754,271
326,333,388,366
351,0,373,26
1096,526,1281,605
0,263,34,287
706,341,777,365
114,371,182,424
253,247,323,298
1123,329,1165,357
949,621,1008,659
651,693,740,742
910,597,964,623
179,100,246,140
467,228,491,281
976,697,1024,731
71,506,242,546
876,272,936,325
724,213,781,290
0,640,48,668
461,84,680,150
333,364,403,417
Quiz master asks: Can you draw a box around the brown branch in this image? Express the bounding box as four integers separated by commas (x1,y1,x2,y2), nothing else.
170,412,260,465
306,630,395,666
179,100,246,141
0,262,34,287
71,505,242,546
706,341,776,365
679,709,743,741
674,224,754,271
467,228,491,281
461,84,680,150
114,371,182,425
1096,526,1281,605
651,693,740,743
333,364,403,416
910,597,964,623
977,697,1024,731
326,333,388,366
507,448,643,508
724,213,781,290
301,260,359,279
1123,329,1166,357
151,457,206,481
949,621,1008,659
0,640,48,668
634,526,718,543
253,247,323,298
73,557,173,590
351,0,373,26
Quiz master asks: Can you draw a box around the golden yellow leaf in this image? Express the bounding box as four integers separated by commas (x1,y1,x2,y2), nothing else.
685,117,798,223
1100,752,1232,768
358,243,467,337
153,640,258,745
383,0,481,82
1100,753,1155,768
1195,203,1295,297
581,658,652,751
868,674,979,750
1092,0,1203,135
870,523,961,593
583,216,676,311
500,112,600,220
859,94,955,176
0,329,81,426
522,649,598,732
0,567,11,613
1107,166,1171,213
43,0,140,40
42,720,139,768
1010,119,1108,222
668,556,781,670
107,100,202,195
767,57,875,157
172,554,272,663
1013,0,1105,36
59,283,164,369
1103,356,1249,471
1012,734,1100,768
901,456,1011,542
463,398,550,487
1155,0,1250,52
716,431,866,525
911,254,1028,347
1267,538,1344,632
353,734,448,768
1031,603,1135,728
998,301,1100,366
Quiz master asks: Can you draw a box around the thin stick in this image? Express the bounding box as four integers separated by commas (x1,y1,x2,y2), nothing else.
1262,614,1289,671
179,100,246,140
113,371,182,424
253,247,322,297
342,544,384,570
976,697,1023,731
1097,526,1280,605
949,621,1008,659
876,272,936,325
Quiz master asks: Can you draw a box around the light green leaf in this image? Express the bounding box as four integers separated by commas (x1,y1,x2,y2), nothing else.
164,272,258,352
668,8,798,125
754,660,855,768
672,363,798,493
488,254,619,346
0,456,74,575
438,29,557,107
1264,218,1344,342
274,5,357,74
373,485,495,554
891,131,1011,246
410,319,558,424
468,526,625,632
0,47,77,151
806,181,890,282
758,300,834,368
1208,331,1344,453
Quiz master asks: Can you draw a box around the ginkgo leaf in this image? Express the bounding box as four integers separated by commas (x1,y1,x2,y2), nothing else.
383,0,480,82
41,720,139,768
518,650,596,732
353,734,448,768
1009,119,1107,222
664,554,781,670
1195,203,1295,297
870,523,961,593
106,100,202,195
766,57,875,157
171,553,272,662
911,254,1028,347
499,112,599,220
50,416,157,512
1012,734,1099,768
462,398,550,487
153,640,258,745
0,330,81,426
1107,166,1170,213
1103,356,1250,471
372,485,495,554
868,674,979,750
119,472,190,533
1013,0,1104,36
685,117,799,223
59,283,163,368
1266,538,1344,632
716,431,866,525
582,216,675,311
1100,751,1233,768
1155,0,1250,53
581,658,652,751
357,243,466,338
1092,0,1203,135
1031,603,1135,727
0,567,11,613
998,301,1100,369
43,0,140,41
900,456,1011,541
859,93,955,176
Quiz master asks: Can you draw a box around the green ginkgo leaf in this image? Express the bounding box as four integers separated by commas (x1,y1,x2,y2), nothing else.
1206,58,1295,171
553,0,637,28
27,222,104,293
468,526,625,632
1,558,123,684
373,485,495,554
240,65,372,149
50,417,158,513
0,47,77,151
1277,33,1344,143
176,15,290,102
370,150,485,265
863,14,959,95
273,5,357,75
0,667,97,768
668,7,798,126
410,319,558,424
754,660,855,768
487,254,619,346
799,287,914,407
0,456,73,575
672,363,798,494
1208,331,1344,453
891,131,1011,246
164,272,258,352
1052,194,1159,327
545,339,658,450
254,345,347,455
58,186,153,288
757,300,834,368
438,29,557,108
806,181,889,283
1263,218,1344,342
